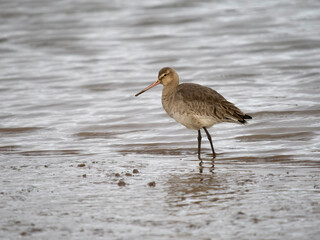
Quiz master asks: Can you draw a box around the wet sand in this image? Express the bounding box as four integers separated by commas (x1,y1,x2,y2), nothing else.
1,0,320,239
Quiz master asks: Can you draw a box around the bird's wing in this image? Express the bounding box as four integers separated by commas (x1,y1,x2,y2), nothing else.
175,83,248,123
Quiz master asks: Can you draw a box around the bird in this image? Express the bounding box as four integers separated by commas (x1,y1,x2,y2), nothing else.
135,67,252,160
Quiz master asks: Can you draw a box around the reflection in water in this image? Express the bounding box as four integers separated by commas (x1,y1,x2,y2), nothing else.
166,172,225,207
199,159,215,174
165,167,254,209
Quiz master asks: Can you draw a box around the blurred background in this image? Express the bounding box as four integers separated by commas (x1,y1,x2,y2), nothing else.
0,0,319,239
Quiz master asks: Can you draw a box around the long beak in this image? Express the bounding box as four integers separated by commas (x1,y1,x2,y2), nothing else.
135,80,161,97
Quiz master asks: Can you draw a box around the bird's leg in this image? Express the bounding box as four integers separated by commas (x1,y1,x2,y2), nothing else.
203,127,216,159
197,129,202,161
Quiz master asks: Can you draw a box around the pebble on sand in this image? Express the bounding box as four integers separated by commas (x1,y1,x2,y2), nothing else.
118,180,126,187
148,181,156,187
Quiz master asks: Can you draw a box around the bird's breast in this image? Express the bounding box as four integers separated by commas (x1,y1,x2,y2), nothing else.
162,96,218,130
161,95,175,118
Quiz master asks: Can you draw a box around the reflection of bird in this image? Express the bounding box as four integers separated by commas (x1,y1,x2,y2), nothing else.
135,67,252,160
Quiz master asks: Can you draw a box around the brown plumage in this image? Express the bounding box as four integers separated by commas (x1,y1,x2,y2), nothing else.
135,67,252,160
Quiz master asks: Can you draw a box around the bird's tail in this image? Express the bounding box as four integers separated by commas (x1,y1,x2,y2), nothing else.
238,114,252,124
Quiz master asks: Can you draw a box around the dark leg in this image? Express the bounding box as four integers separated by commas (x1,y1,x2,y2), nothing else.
203,127,216,159
197,129,202,160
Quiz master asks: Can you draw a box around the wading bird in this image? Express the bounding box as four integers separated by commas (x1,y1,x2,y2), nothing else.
135,67,252,160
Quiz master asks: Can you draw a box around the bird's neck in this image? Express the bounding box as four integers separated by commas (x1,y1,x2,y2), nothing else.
161,83,178,118
162,82,178,99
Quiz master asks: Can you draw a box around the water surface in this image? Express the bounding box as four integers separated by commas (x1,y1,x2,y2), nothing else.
0,0,320,239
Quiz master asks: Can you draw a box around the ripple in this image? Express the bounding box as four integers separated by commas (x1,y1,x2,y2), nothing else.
18,149,81,156
237,131,316,142
0,127,42,134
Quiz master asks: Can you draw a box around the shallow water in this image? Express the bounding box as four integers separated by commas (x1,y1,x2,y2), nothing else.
1,0,320,239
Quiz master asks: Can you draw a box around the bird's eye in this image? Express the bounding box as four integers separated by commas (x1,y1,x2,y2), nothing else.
164,74,167,77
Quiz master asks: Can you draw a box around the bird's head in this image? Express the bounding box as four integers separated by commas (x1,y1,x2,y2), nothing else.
157,67,179,86
135,67,179,97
